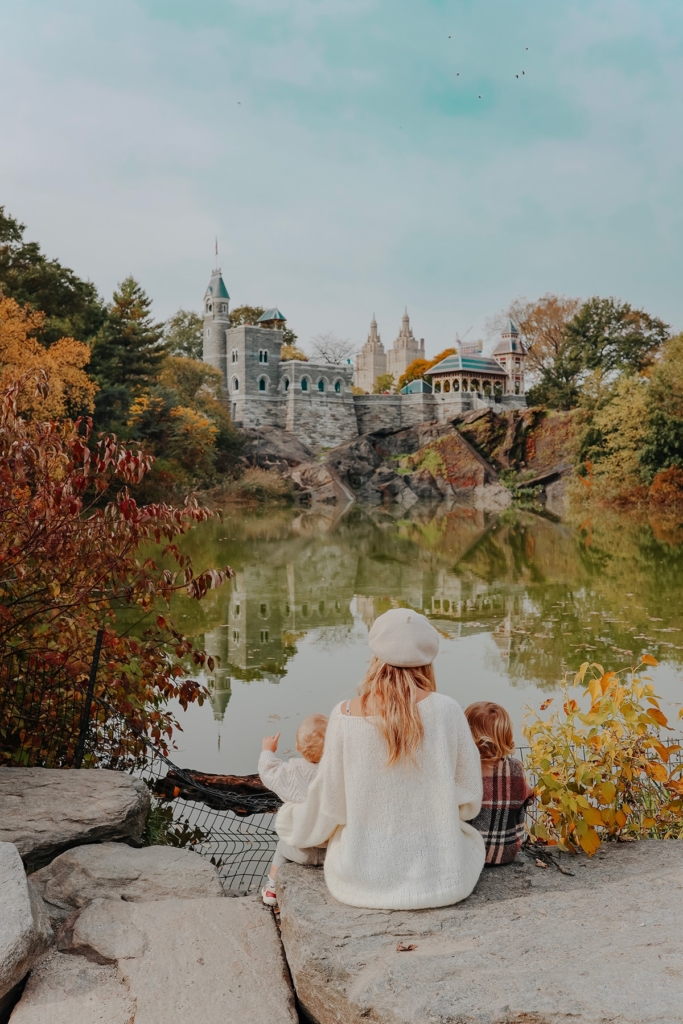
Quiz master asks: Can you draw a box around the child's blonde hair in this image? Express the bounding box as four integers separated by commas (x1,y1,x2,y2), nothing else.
465,701,515,767
296,713,328,763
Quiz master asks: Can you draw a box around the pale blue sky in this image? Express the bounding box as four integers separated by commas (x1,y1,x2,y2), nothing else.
1,0,682,354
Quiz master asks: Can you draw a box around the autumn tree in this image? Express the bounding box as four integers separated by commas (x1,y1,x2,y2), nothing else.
373,373,395,394
0,206,105,346
396,348,457,392
493,295,581,376
0,296,97,418
0,374,232,756
280,342,308,361
164,309,203,360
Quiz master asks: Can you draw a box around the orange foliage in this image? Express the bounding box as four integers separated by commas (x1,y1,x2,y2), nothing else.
0,297,97,418
396,347,457,392
649,466,683,506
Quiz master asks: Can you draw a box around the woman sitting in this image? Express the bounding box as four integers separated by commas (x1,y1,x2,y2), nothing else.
276,608,485,910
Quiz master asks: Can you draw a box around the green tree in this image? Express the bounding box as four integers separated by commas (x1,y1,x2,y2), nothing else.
164,309,203,359
640,333,683,481
373,373,395,394
90,277,165,427
229,305,265,326
0,206,106,346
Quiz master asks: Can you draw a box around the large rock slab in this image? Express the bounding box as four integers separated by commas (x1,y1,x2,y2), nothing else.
9,952,135,1024
278,840,683,1024
0,844,53,1003
30,842,223,922
0,768,150,870
12,895,298,1024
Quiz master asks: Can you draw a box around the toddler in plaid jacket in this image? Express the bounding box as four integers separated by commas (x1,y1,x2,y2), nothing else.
465,701,535,865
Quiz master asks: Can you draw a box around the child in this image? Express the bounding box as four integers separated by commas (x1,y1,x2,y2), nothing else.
258,713,328,906
465,701,534,865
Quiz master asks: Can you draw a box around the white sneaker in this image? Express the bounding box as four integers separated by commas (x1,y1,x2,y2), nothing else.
261,881,278,907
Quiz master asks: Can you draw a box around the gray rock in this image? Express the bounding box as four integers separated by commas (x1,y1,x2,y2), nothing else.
278,841,683,1024
30,843,223,923
0,843,53,1003
0,768,150,870
9,952,136,1024
56,895,297,1023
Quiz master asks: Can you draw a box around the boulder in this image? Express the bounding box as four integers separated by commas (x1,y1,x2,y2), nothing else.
30,843,223,923
0,843,53,1004
277,840,683,1024
0,768,150,870
241,427,314,471
12,895,298,1024
9,952,136,1024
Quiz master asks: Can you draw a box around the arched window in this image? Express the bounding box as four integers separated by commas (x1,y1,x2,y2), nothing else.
443,380,451,393
434,381,441,393
494,382,503,396
283,377,290,392
470,379,480,393
334,379,342,394
453,379,460,392
232,377,239,392
483,381,492,395
318,379,325,392
301,377,309,392
462,379,468,392
258,377,267,392
258,350,269,364
515,381,520,395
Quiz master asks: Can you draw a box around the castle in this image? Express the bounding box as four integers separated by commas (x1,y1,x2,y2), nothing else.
202,268,527,450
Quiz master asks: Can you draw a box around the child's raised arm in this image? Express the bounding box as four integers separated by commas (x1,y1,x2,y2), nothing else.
262,732,280,753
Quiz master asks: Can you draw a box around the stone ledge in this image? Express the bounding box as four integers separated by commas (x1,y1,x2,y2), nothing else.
278,840,683,1024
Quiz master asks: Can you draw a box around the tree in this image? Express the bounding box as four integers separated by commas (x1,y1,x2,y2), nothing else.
90,277,166,426
373,373,395,394
0,375,232,755
164,309,203,360
310,331,356,365
280,342,308,361
577,374,650,502
640,333,683,481
492,295,581,376
396,348,457,392
0,296,97,418
229,304,265,326
0,206,106,346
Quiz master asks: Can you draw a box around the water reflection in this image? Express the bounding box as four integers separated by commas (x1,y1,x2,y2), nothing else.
170,506,683,726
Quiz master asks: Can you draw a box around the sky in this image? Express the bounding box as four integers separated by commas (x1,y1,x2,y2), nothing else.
1,0,682,357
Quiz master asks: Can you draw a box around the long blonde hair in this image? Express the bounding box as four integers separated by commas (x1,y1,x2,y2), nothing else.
359,657,436,766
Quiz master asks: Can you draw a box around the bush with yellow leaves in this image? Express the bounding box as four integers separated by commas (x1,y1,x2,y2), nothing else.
524,657,683,855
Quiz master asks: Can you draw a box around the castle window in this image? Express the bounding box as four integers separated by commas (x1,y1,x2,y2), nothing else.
258,377,267,392
232,629,239,642
283,377,290,392
301,378,309,392
260,629,269,643
470,379,480,392
515,381,520,395
443,380,451,393
234,603,240,616
334,380,342,394
258,350,268,364
318,379,325,392
232,377,239,391
260,603,268,618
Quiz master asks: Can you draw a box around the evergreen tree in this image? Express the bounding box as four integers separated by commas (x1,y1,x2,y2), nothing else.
91,277,165,390
0,206,106,346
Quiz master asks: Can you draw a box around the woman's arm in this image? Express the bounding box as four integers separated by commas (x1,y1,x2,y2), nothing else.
453,704,484,821
276,707,346,849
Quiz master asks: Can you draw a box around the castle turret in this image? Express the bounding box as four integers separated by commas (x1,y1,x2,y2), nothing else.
492,320,527,396
203,268,230,383
354,315,387,393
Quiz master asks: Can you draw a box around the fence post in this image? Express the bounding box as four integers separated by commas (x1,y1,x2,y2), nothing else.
74,628,104,769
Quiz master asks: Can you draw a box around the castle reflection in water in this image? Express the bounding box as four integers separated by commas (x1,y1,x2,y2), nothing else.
199,508,579,721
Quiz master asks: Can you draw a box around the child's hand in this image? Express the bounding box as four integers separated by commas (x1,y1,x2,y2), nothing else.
262,732,280,753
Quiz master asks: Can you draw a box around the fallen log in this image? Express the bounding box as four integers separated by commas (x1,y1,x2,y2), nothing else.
153,767,282,817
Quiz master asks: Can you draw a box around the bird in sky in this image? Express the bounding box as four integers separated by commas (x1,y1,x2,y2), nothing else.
457,72,460,76
522,71,525,75
516,74,519,78
478,95,482,99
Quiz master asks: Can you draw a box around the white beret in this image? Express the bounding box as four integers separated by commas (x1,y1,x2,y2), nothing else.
368,608,439,668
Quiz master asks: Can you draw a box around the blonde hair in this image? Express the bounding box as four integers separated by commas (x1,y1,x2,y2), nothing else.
465,701,515,767
296,713,328,763
359,656,436,767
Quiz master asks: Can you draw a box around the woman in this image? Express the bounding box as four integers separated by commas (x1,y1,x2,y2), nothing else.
276,608,485,910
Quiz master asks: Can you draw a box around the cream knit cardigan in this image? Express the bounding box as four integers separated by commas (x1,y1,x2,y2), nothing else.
276,692,486,910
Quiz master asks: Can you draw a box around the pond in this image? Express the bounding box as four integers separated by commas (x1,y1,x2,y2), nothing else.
164,505,683,776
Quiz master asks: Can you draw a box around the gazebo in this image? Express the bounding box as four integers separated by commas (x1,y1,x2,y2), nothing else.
424,349,509,397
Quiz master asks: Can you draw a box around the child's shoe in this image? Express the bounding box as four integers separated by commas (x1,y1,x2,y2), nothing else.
261,879,278,906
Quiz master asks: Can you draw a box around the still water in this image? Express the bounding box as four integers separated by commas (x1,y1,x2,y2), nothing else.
165,505,683,776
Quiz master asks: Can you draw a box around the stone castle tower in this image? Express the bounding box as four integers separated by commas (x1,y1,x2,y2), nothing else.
354,316,387,393
492,321,527,396
386,310,425,384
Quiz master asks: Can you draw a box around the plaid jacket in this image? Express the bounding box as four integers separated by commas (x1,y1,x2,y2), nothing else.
470,756,535,865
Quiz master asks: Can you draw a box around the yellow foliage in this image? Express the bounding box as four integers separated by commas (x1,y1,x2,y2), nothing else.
524,657,683,854
0,297,97,418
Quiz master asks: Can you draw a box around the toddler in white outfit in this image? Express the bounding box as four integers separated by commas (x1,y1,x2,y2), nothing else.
258,713,328,906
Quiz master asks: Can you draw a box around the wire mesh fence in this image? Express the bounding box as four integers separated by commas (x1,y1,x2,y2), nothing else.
0,648,278,895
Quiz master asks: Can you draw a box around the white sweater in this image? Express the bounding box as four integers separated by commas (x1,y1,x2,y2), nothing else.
276,692,485,910
258,750,319,804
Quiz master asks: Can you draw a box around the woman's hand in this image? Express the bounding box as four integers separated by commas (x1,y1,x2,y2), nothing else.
262,732,281,753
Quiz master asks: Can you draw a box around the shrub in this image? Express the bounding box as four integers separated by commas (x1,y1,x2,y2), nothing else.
231,467,293,503
649,466,683,505
524,658,683,855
